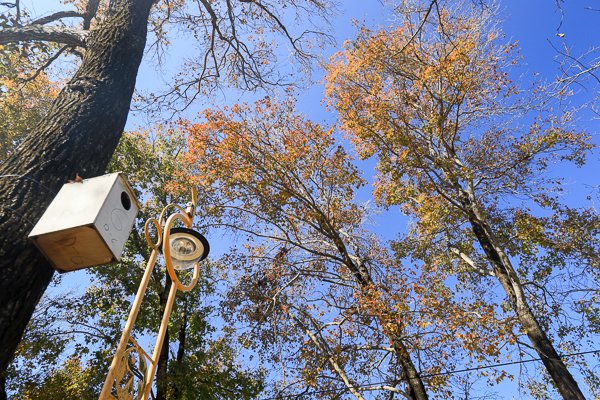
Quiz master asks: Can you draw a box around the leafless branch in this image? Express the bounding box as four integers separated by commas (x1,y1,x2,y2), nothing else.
548,33,600,86
83,0,101,30
0,25,89,47
448,244,496,277
19,45,69,83
30,0,99,28
138,0,335,112
554,0,564,31
31,11,86,26
244,0,310,59
360,385,403,394
394,0,437,57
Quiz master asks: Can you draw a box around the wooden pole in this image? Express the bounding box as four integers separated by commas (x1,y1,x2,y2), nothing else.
142,281,178,399
98,248,159,400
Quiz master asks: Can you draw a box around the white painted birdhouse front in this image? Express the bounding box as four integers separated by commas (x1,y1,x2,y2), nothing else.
29,172,139,273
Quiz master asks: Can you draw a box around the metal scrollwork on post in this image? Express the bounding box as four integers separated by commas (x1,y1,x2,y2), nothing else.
113,345,149,400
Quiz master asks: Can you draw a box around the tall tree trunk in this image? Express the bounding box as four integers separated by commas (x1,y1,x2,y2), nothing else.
459,191,586,400
0,0,156,394
176,296,188,363
156,274,173,400
170,295,188,399
387,330,426,400
331,233,429,400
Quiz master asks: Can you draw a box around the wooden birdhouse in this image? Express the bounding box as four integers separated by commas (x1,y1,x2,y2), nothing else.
29,172,140,273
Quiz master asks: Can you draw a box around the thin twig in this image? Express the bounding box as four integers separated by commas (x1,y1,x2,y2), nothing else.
19,45,69,83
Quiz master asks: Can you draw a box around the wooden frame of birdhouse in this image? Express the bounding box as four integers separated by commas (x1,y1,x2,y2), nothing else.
29,172,140,273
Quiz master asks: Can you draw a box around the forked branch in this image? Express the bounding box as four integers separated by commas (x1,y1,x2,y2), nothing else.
30,0,100,29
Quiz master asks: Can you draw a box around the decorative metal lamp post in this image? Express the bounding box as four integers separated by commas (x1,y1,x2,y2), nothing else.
98,188,209,400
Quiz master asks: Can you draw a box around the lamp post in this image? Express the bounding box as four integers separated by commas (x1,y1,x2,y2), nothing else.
98,189,209,400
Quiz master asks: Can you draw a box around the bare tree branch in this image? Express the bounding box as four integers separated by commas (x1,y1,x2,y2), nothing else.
19,45,70,83
0,25,89,47
394,0,437,57
31,11,86,26
242,0,310,58
448,244,496,277
83,0,101,30
30,0,100,28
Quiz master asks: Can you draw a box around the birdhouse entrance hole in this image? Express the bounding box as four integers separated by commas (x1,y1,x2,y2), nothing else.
121,191,131,211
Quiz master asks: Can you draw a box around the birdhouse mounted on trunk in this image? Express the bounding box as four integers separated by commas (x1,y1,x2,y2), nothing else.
29,172,139,273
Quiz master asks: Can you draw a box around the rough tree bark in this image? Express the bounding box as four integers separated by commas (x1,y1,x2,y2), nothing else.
0,0,156,396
